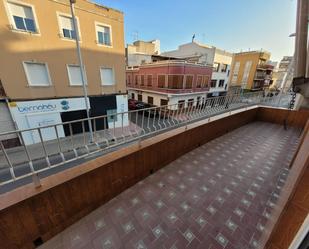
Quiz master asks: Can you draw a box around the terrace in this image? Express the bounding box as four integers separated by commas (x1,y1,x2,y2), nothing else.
0,92,308,249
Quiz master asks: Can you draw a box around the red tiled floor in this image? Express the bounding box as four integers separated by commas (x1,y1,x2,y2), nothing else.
39,122,300,249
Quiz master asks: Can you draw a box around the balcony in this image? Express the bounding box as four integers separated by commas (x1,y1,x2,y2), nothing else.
256,64,274,71
0,93,308,249
128,85,210,94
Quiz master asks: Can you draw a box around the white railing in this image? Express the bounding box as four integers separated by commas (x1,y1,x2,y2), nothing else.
0,92,292,187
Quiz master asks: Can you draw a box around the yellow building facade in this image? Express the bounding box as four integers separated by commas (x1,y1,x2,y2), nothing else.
229,51,273,91
0,0,128,146
0,0,126,100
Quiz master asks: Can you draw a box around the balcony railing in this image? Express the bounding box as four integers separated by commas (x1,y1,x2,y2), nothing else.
0,92,292,188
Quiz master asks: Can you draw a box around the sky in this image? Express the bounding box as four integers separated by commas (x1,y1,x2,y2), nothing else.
95,0,297,62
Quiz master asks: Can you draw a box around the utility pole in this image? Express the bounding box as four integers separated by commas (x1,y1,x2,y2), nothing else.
69,0,94,142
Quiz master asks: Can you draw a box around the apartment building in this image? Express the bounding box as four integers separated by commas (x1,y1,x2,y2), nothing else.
271,56,294,92
229,50,274,91
162,41,233,97
126,39,160,67
0,0,127,145
126,60,212,109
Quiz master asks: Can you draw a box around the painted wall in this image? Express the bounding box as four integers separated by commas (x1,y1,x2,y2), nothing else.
128,88,208,110
210,49,233,93
126,62,212,93
0,0,126,100
127,53,152,67
230,51,271,90
162,42,215,66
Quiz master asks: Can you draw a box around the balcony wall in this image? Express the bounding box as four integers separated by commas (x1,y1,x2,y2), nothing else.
0,107,308,249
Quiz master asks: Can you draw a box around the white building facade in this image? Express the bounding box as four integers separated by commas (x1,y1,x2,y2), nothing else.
162,42,233,97
209,49,233,96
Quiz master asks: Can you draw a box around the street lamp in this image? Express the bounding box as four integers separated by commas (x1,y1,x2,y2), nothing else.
69,0,94,141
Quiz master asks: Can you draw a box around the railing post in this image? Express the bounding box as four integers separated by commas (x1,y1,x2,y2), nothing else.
54,125,65,162
18,131,36,181
0,140,16,181
69,123,78,157
81,121,90,154
37,127,51,167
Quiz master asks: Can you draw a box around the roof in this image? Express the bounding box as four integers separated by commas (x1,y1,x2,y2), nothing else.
86,0,123,14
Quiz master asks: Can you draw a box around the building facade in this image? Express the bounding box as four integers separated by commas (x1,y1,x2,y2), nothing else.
162,41,232,96
271,56,294,92
229,50,274,91
126,60,212,109
126,39,160,67
0,0,127,145
209,49,233,97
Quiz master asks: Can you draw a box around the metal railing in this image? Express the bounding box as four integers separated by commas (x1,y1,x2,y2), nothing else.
0,92,292,187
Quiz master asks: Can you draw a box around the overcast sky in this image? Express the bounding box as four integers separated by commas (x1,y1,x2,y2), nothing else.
95,0,297,62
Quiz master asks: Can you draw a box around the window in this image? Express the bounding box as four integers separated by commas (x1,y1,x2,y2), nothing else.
100,67,114,86
141,75,145,86
126,75,131,85
67,65,86,86
242,61,252,88
197,96,201,106
147,96,153,105
196,75,203,88
134,75,139,86
188,99,194,108
147,75,152,87
211,80,217,88
185,75,193,89
158,75,166,88
138,94,142,101
131,93,135,99
178,100,185,109
219,80,225,87
7,2,37,32
96,24,111,46
221,64,228,72
231,61,240,84
23,62,51,86
202,76,209,88
168,75,183,89
58,14,76,40
213,62,220,72
160,99,168,106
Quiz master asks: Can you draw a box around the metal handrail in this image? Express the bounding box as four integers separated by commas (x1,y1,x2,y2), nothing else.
0,91,292,187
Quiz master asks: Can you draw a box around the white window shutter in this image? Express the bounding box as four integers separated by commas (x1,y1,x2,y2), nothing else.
100,68,114,85
8,3,34,19
24,63,50,86
68,65,83,85
60,15,73,30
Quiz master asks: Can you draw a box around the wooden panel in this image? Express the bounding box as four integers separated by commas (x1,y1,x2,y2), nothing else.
257,107,309,128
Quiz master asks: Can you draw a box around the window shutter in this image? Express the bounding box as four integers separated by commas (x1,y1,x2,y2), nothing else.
60,15,74,30
24,63,50,86
68,65,83,85
8,3,34,19
100,68,114,85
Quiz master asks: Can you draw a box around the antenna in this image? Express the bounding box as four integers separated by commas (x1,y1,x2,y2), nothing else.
132,30,139,42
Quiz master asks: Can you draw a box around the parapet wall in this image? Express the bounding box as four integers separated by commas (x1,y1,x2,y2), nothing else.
0,107,307,249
